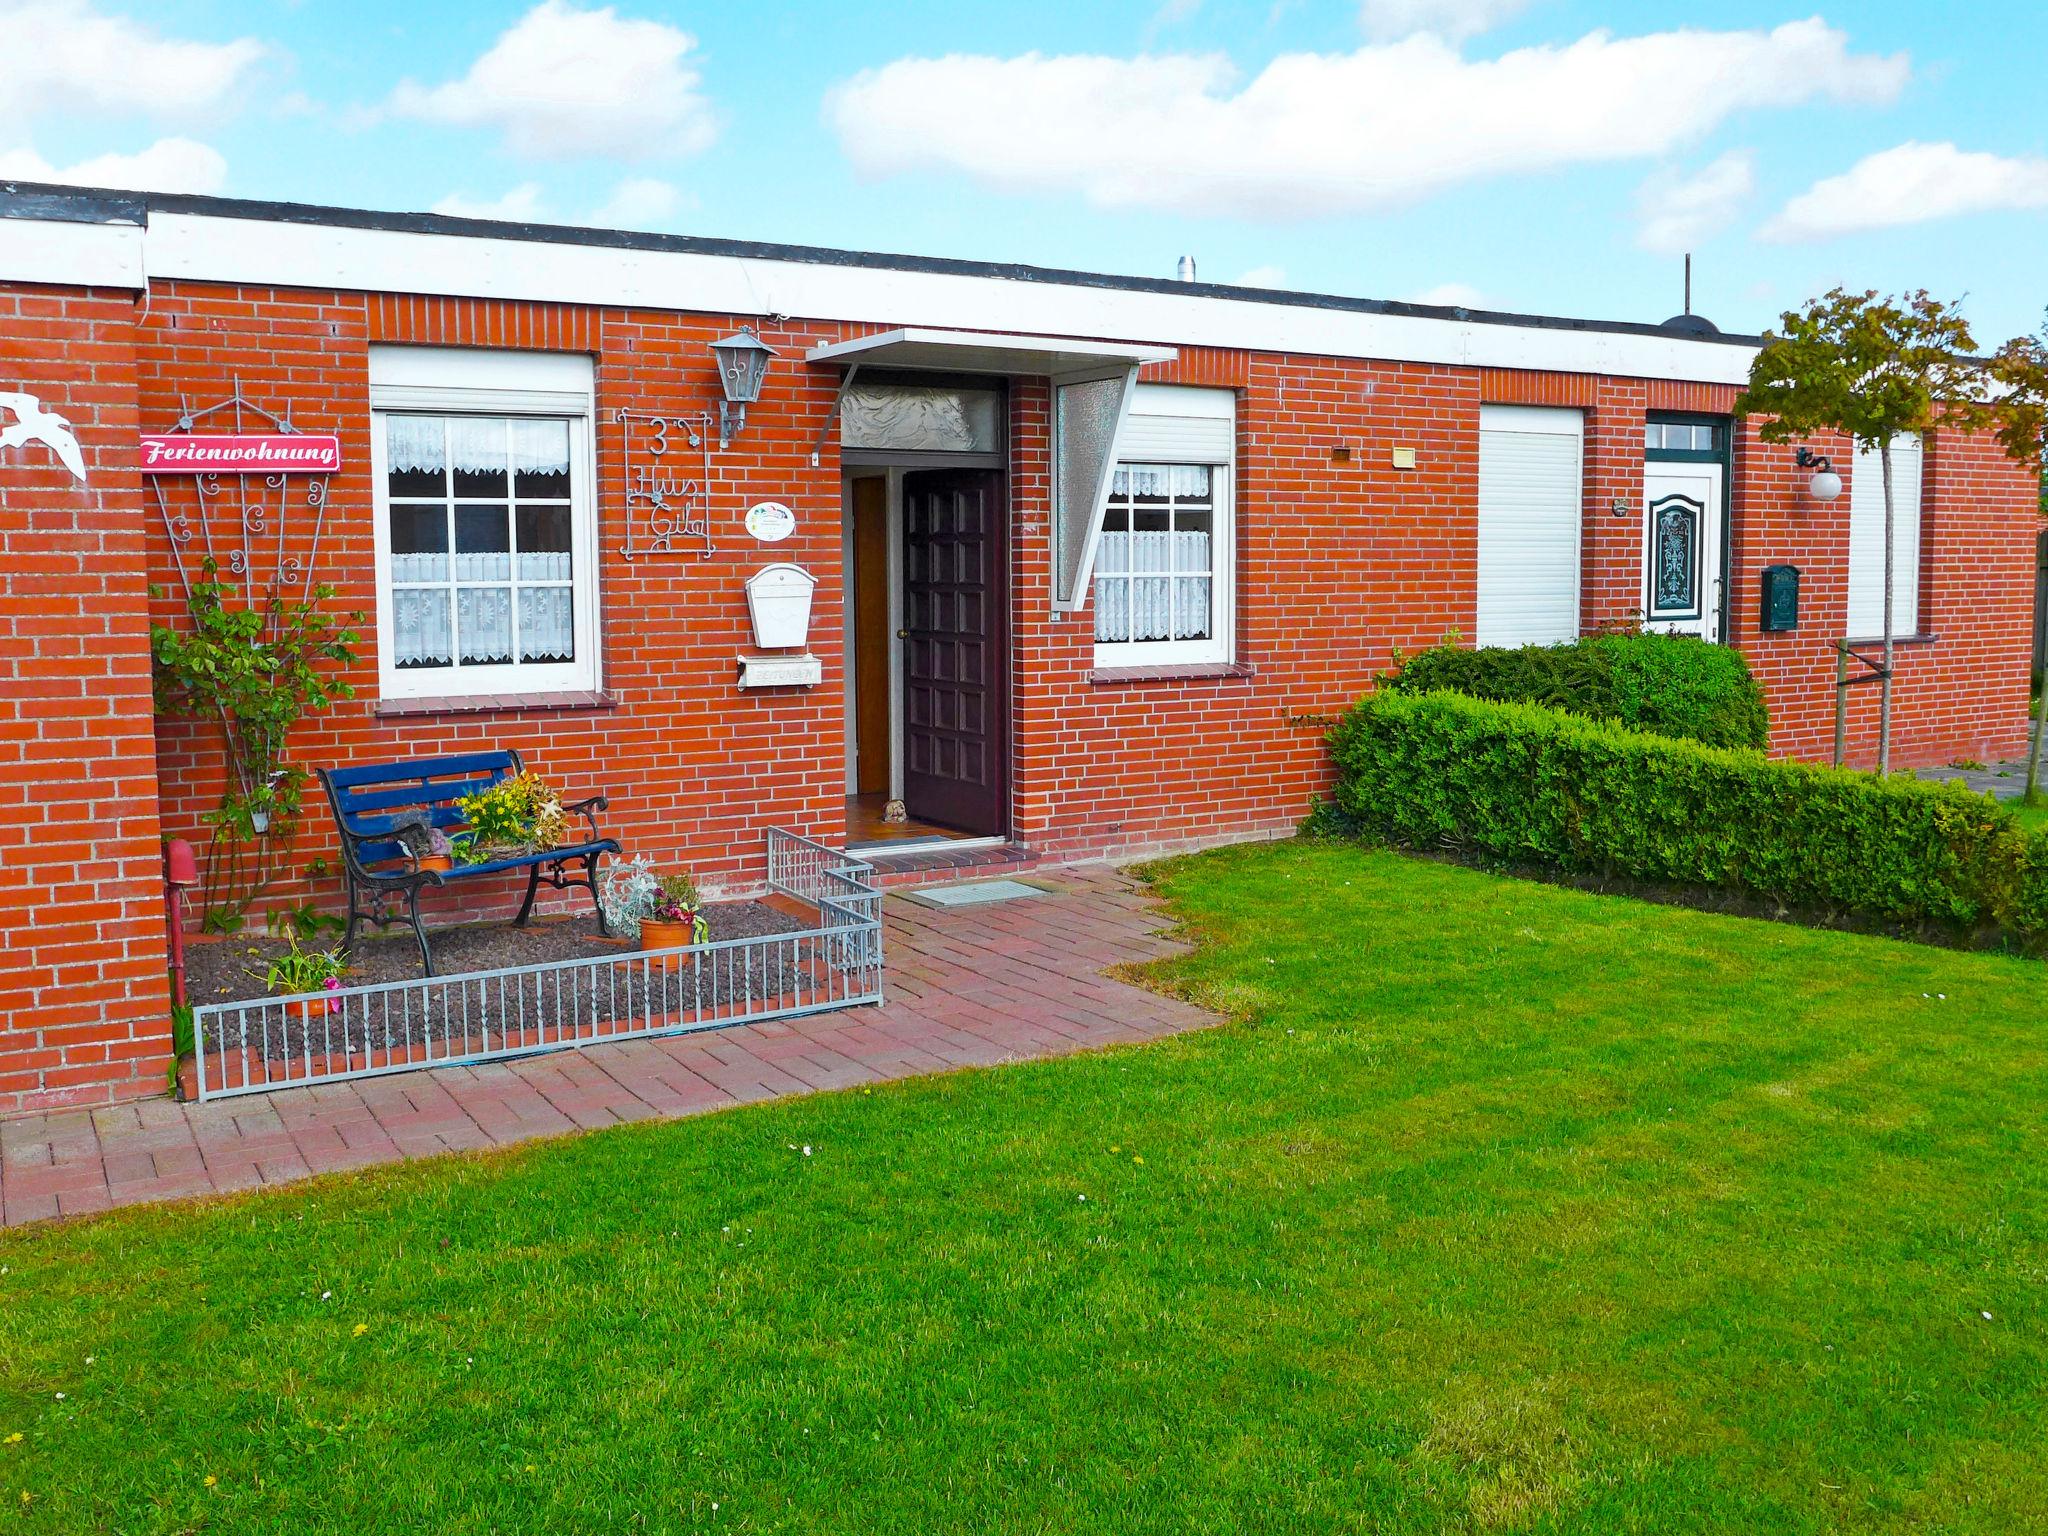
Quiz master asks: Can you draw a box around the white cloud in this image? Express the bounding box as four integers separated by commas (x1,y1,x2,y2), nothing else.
1760,140,2048,243
1634,149,1754,254
1360,0,1528,43
385,1,717,161
1152,0,1202,27
0,0,267,130
1232,264,1287,287
1405,281,1485,307
826,21,1907,220
592,175,683,228
0,136,226,194
432,183,548,221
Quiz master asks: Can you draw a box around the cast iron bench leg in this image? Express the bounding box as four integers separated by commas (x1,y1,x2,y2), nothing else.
587,850,611,935
408,885,436,978
513,864,543,928
341,870,363,957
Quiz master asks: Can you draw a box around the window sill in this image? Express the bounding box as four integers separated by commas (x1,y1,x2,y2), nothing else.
373,689,618,718
1088,661,1255,685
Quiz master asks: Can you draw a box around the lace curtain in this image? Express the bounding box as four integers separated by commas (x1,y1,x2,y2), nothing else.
385,416,569,475
1094,462,1215,643
1094,530,1213,642
390,584,575,667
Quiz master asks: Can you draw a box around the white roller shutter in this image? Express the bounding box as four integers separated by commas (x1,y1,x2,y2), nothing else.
1477,405,1583,647
1116,383,1234,462
1846,433,1922,640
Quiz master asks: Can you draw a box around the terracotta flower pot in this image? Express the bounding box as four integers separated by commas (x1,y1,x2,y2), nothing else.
639,916,697,973
415,853,453,874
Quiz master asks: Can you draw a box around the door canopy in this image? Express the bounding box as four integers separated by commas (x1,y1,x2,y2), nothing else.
807,328,1176,610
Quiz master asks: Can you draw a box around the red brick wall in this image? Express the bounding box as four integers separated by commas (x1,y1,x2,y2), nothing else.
1490,368,2034,766
140,286,855,940
4,271,2038,1114
137,290,2040,920
1013,353,1480,859
1733,419,2035,767
0,284,171,1113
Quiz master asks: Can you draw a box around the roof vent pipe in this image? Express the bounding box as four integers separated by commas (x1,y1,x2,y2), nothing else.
1176,255,1197,283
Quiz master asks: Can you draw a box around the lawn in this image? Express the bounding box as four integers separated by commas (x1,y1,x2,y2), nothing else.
4,840,2047,1533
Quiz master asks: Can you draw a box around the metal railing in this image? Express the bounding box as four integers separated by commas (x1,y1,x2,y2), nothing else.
190,829,883,1102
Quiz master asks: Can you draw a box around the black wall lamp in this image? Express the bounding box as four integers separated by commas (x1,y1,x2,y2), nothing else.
1793,446,1843,502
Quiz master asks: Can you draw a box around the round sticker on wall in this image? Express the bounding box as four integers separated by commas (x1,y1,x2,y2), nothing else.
745,501,796,543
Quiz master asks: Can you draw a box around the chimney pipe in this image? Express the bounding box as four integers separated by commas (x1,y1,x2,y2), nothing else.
1176,255,1197,283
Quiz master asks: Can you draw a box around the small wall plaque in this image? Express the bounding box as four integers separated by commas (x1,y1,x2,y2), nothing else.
737,653,822,689
745,500,796,542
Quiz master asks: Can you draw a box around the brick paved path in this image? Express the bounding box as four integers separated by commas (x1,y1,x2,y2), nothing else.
0,868,1214,1227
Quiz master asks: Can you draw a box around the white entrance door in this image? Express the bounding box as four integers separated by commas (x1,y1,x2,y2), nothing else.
1643,463,1724,640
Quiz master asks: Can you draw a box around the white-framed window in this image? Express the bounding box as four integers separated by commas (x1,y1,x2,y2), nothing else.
1846,432,1923,640
369,347,600,699
1092,384,1235,666
1476,405,1584,647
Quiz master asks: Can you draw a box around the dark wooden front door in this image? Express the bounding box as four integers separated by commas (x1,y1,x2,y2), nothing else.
902,468,1007,836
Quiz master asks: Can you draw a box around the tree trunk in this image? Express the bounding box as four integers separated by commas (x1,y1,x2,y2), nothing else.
1879,439,1895,775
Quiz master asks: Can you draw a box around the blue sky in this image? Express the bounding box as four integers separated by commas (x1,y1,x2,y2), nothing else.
3,1,2045,339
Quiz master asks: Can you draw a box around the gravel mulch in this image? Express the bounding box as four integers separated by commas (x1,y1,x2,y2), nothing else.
181,901,861,1083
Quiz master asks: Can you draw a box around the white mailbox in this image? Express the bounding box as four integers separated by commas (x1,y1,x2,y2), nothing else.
744,563,816,649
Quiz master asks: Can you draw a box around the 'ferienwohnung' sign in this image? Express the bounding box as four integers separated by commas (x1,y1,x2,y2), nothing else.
140,434,342,475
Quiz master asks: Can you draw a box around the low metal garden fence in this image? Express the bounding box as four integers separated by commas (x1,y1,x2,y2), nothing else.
189,828,882,1102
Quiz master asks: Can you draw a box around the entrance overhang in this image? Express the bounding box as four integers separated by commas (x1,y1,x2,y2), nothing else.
807,329,1179,611
806,327,1174,378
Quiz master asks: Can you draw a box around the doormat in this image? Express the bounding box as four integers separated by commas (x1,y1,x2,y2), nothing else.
901,878,1054,910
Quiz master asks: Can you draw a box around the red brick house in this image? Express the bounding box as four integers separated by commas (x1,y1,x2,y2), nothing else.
0,183,2037,1113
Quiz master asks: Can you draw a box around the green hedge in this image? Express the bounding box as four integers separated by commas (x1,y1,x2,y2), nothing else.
1384,632,1770,750
1328,689,2048,944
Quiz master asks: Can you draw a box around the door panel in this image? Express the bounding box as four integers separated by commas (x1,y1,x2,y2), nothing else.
1643,464,1724,640
850,477,891,795
902,468,1007,836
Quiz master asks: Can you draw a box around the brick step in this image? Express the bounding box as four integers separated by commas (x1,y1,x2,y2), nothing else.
865,842,1044,889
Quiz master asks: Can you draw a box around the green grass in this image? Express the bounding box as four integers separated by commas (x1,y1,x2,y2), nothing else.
5,840,2048,1533
2008,795,2048,837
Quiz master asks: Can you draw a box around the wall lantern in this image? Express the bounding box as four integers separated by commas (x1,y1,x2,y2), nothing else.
710,329,778,447
1793,446,1843,502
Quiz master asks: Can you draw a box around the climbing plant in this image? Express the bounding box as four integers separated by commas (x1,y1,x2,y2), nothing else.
150,559,360,930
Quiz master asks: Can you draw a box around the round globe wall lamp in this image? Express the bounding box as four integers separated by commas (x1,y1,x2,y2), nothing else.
1793,446,1843,502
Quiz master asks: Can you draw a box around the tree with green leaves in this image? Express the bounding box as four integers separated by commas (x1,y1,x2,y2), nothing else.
1737,290,2047,774
151,560,360,929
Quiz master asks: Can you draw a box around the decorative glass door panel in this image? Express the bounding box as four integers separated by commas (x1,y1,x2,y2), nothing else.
1648,493,1703,621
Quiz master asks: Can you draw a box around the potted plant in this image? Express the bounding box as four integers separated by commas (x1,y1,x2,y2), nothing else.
393,814,457,874
453,770,564,863
599,857,709,968
252,935,346,1025
639,871,708,953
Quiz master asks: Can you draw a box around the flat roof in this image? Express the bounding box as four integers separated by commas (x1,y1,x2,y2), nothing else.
0,181,1763,351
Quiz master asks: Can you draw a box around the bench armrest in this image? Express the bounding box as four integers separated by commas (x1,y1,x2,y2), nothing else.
563,793,609,837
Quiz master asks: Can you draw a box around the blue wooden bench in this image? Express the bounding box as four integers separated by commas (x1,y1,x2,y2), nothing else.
317,750,620,976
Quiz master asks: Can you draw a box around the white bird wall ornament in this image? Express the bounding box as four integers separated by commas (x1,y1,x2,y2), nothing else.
0,390,88,484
